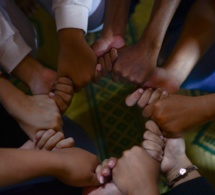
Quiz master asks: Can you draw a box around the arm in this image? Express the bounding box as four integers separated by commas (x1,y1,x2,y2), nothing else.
53,0,97,91
0,147,99,187
0,75,62,140
111,0,181,85
144,0,215,92
143,93,215,137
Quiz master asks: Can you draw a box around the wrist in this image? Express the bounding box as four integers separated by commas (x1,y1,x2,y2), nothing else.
166,156,200,188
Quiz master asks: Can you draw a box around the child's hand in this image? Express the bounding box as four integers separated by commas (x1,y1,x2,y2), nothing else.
34,130,74,151
49,77,73,114
96,157,117,184
125,88,168,108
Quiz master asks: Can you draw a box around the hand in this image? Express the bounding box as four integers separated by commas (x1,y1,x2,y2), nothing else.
53,147,100,187
142,120,165,162
91,35,125,81
58,29,97,91
14,94,62,140
82,182,122,195
49,77,74,114
125,88,168,108
15,0,37,16
34,130,74,151
96,157,117,184
112,42,157,85
112,146,160,195
143,94,207,137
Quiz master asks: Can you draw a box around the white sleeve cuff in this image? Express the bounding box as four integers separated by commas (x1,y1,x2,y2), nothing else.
54,4,89,34
0,33,32,73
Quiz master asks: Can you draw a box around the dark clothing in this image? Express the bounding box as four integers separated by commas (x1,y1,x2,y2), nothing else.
162,177,215,195
0,104,97,194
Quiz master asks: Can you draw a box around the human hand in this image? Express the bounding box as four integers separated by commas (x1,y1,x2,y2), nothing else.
14,94,62,140
96,157,117,184
82,182,122,195
142,120,165,162
143,94,206,137
112,42,157,85
34,130,74,151
91,35,125,82
49,77,74,114
125,88,168,108
58,29,97,91
53,147,100,187
112,146,160,195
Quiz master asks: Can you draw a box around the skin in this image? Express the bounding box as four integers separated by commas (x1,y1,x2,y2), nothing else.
0,76,63,140
57,28,97,91
112,0,181,85
144,0,215,93
0,147,100,188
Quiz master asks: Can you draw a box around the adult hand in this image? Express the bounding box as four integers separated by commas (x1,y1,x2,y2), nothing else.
112,146,160,195
14,94,62,140
143,94,207,137
58,29,97,91
53,147,100,187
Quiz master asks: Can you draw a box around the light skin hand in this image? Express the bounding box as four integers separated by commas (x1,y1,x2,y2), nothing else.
58,29,97,91
34,130,74,151
12,54,57,95
15,95,63,140
125,88,168,108
49,77,74,114
95,157,117,184
142,94,215,137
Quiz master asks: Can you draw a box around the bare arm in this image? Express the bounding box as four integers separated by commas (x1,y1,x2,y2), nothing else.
164,0,215,85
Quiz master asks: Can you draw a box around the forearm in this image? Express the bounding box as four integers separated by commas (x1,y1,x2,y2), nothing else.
164,0,215,85
0,148,59,187
101,0,131,38
0,76,26,117
139,0,181,50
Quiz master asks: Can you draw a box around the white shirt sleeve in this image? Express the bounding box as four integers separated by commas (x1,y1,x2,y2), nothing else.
0,11,31,73
52,0,93,34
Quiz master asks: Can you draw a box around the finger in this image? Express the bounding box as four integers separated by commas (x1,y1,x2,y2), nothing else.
36,129,56,149
148,88,163,104
49,93,68,114
98,56,108,77
107,157,117,168
88,173,100,186
142,140,163,156
56,77,73,85
101,165,111,177
146,150,163,162
104,53,113,73
43,131,65,150
145,120,162,136
143,130,165,149
93,64,102,84
34,130,46,144
50,90,72,106
160,90,168,99
142,104,153,118
54,137,75,150
110,48,118,64
137,88,153,109
53,83,74,95
125,88,144,107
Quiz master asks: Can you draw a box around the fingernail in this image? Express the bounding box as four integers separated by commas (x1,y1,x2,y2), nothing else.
138,88,144,94
99,176,104,184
